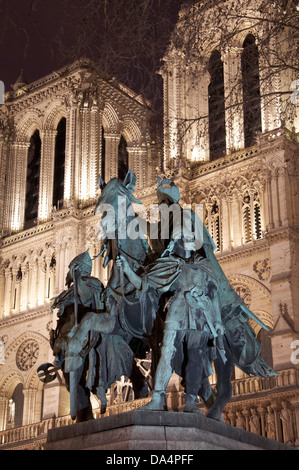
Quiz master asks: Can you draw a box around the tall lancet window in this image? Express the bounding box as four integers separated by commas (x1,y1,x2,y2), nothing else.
241,34,262,147
253,191,262,240
242,191,252,243
208,50,226,161
101,126,106,181
25,129,41,225
53,117,66,209
118,135,129,181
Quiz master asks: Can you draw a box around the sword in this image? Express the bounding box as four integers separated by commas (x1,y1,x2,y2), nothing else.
73,267,79,330
190,290,227,364
239,303,270,331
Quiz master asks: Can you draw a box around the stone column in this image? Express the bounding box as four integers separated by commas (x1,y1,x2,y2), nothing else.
38,129,57,221
127,146,147,190
28,260,38,309
64,105,78,202
0,268,5,317
9,142,28,232
79,106,90,202
89,104,101,200
20,264,29,312
104,133,121,181
259,39,281,132
222,46,245,153
44,255,52,301
266,174,275,230
221,196,232,252
10,267,17,312
162,60,180,167
37,256,46,306
230,191,242,248
197,71,210,162
0,131,8,235
0,396,9,431
3,267,12,316
277,166,289,228
22,388,37,426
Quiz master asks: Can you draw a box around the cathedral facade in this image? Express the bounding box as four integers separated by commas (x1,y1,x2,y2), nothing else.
0,0,299,449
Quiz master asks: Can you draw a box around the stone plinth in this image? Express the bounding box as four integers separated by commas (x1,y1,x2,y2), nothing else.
45,410,295,450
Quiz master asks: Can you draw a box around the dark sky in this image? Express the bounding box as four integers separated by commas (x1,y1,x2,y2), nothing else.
0,0,71,92
0,0,183,115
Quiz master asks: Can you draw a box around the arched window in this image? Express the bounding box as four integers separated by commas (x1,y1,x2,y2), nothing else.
101,126,106,181
242,191,252,243
241,34,262,147
211,201,221,251
118,135,129,180
253,191,262,240
7,383,24,429
242,190,262,243
25,129,41,226
208,50,226,161
205,201,221,251
53,117,66,209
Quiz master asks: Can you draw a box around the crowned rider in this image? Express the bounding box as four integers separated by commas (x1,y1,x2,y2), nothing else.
116,177,226,413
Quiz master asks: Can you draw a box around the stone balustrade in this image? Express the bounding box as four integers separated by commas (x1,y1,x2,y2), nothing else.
1,372,299,449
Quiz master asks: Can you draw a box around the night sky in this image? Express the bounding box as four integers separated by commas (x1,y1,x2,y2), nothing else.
0,0,72,92
0,0,183,117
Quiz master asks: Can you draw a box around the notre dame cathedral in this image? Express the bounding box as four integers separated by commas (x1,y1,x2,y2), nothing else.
0,0,298,449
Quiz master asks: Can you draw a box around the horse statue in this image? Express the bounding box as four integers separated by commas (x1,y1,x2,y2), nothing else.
39,171,277,423
57,170,162,418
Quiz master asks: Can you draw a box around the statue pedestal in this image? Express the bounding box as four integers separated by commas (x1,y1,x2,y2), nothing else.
44,409,295,450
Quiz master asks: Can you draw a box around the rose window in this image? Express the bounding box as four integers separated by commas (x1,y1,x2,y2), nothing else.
16,340,39,371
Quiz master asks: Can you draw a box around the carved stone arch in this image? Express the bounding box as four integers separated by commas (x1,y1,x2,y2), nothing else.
250,176,265,194
227,273,273,332
102,102,120,134
214,182,229,201
204,183,227,205
43,101,67,131
10,254,21,270
26,362,45,391
4,330,49,370
228,175,249,198
120,117,142,146
231,22,262,50
0,369,24,397
15,113,43,144
192,189,206,205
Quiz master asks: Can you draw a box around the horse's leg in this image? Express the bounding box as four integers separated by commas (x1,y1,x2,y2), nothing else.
206,352,234,421
64,362,93,422
65,312,115,372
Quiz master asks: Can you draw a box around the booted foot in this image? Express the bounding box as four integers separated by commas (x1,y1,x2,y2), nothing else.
206,408,223,421
141,390,167,411
184,394,204,415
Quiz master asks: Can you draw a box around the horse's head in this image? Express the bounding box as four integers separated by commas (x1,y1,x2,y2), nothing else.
96,170,142,214
95,170,149,273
